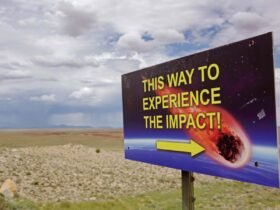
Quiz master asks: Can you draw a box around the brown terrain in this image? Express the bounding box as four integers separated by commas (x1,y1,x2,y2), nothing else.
0,130,182,202
0,129,278,209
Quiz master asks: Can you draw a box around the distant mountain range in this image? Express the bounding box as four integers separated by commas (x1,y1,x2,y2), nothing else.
50,124,93,129
0,124,120,129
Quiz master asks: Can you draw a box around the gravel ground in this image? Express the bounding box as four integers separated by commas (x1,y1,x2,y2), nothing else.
0,144,182,202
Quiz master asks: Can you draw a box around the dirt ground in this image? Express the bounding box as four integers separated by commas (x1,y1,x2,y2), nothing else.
0,144,182,202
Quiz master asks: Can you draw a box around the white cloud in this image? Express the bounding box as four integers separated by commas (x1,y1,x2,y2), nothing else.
152,29,185,44
230,12,265,32
117,29,185,53
30,94,56,102
210,2,280,47
69,87,93,99
6,70,30,77
117,32,154,53
32,54,99,68
57,1,98,37
0,69,31,80
90,1,224,34
68,84,122,110
0,0,280,128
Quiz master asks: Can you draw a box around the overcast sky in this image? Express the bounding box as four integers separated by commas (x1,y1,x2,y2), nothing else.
0,0,279,128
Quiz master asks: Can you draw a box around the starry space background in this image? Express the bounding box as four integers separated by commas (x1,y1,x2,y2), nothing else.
122,33,279,188
122,32,277,146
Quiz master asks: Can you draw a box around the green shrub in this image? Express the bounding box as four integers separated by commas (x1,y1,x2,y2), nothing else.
60,201,71,208
0,194,10,210
32,181,39,186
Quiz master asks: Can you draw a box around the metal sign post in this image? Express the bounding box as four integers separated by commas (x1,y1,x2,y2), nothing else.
182,170,194,210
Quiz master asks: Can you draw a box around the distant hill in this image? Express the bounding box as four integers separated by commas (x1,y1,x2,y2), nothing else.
51,124,92,129
0,124,123,130
0,124,92,130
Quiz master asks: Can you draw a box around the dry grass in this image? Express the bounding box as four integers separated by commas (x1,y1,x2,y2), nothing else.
0,129,279,210
0,129,123,151
0,144,181,202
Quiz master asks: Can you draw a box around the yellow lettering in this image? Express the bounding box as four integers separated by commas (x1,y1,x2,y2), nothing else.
143,98,149,110
185,68,194,84
186,114,196,128
208,63,220,80
200,89,210,105
198,65,207,82
157,76,164,89
211,87,221,104
167,72,179,87
178,71,187,86
196,113,206,129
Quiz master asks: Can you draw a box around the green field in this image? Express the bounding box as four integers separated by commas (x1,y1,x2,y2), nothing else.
0,129,279,210
1,180,280,210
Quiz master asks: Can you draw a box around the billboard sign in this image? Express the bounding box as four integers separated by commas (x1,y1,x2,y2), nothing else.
122,32,279,188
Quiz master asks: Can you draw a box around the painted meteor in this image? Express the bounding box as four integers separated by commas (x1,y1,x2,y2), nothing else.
156,86,252,168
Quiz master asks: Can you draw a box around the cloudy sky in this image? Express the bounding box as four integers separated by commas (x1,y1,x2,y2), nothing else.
0,0,279,128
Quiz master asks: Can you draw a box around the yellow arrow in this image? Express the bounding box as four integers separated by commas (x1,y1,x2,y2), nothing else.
156,140,205,157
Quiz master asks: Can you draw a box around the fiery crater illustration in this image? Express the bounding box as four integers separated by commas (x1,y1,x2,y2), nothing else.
156,86,252,168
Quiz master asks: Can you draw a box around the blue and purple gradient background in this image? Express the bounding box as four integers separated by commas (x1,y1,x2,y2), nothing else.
122,33,280,188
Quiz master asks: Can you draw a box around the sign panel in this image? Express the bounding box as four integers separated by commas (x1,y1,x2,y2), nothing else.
122,32,279,188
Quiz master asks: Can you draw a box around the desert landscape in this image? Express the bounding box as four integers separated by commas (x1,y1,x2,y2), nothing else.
0,129,279,210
